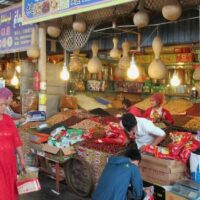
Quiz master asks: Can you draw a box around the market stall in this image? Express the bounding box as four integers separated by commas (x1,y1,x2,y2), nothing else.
1,0,200,199
18,101,200,198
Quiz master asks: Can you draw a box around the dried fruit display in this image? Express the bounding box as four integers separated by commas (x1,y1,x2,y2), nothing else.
46,110,75,125
20,121,40,130
134,97,152,111
163,98,193,114
183,117,200,130
173,115,192,127
186,103,200,117
70,119,101,131
76,139,125,154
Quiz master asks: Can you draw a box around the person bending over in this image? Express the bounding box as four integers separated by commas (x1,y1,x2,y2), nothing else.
92,148,145,200
121,113,166,152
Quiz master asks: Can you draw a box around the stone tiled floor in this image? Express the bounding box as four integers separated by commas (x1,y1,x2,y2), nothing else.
19,173,91,200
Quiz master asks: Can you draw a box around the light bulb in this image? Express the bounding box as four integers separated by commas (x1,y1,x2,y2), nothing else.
192,87,196,91
170,72,180,87
15,64,21,73
127,55,139,79
11,72,19,86
60,64,69,81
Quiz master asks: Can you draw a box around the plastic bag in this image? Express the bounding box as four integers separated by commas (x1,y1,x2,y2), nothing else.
179,139,200,163
17,169,41,195
94,131,127,146
168,131,192,156
143,186,154,200
17,178,41,195
155,146,177,160
22,90,38,114
144,145,175,160
144,145,156,155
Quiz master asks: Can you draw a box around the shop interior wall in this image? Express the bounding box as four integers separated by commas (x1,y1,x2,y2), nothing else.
46,62,65,117
20,60,35,95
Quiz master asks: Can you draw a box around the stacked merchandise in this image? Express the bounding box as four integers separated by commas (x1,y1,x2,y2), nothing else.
144,131,200,163
18,110,76,155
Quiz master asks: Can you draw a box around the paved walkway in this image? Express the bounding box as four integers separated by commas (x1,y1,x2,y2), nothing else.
19,173,91,200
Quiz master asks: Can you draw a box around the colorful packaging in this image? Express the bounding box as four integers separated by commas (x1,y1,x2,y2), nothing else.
179,139,200,163
168,131,192,156
17,178,41,195
50,126,66,137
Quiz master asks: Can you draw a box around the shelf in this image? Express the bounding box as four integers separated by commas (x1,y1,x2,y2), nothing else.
140,62,199,68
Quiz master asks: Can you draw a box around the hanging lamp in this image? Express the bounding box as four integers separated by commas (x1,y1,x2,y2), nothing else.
11,71,19,86
170,71,180,86
127,55,139,79
60,50,70,81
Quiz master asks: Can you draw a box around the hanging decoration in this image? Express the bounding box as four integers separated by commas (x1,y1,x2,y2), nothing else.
72,19,87,33
148,35,168,80
127,55,139,80
87,41,102,73
162,0,182,21
69,49,83,72
110,37,121,59
133,0,149,28
47,25,61,38
118,41,131,70
27,27,40,59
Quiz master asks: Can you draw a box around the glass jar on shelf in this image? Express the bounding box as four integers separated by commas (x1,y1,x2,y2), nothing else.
103,68,109,80
97,70,103,80
109,66,113,81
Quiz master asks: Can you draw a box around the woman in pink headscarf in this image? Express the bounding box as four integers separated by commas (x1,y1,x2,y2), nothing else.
143,92,174,125
0,88,25,125
0,89,26,200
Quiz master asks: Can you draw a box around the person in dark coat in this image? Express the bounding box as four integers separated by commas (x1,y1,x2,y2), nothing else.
92,148,145,200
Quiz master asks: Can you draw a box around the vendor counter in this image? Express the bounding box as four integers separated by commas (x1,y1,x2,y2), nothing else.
30,142,74,194
140,154,186,186
17,108,199,198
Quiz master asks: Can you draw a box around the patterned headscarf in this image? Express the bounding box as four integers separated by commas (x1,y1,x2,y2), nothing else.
151,92,164,106
0,87,13,100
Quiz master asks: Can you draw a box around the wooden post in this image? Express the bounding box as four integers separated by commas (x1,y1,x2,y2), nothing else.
38,24,47,112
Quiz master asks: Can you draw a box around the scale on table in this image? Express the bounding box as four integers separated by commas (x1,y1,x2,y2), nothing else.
170,180,200,200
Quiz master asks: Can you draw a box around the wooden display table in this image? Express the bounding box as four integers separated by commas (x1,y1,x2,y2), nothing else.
30,143,74,194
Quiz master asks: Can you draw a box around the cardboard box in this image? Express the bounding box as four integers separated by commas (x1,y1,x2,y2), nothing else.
166,191,188,200
140,154,186,185
42,144,75,162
